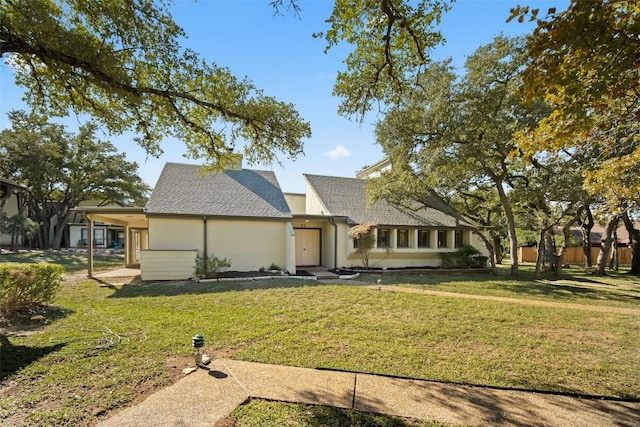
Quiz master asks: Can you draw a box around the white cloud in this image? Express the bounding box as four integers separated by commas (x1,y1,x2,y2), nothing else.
325,144,352,160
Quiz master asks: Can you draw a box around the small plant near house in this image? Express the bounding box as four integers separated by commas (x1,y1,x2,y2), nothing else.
268,263,281,271
194,254,231,279
0,263,64,316
439,245,484,269
349,222,377,269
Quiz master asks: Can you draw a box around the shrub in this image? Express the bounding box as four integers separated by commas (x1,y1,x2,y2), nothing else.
439,245,481,269
0,263,64,316
268,263,281,271
194,254,231,279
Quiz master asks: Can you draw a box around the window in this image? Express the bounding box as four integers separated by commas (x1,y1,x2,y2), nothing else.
397,229,409,248
81,228,105,246
437,230,447,248
454,230,464,248
418,230,430,248
377,228,390,248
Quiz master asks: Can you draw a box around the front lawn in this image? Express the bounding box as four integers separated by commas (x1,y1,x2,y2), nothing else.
1,267,639,426
0,250,124,273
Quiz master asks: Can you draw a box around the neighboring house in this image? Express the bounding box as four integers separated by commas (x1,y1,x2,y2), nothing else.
67,200,129,249
0,178,27,248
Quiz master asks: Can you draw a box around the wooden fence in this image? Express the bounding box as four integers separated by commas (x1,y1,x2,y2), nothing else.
519,246,632,265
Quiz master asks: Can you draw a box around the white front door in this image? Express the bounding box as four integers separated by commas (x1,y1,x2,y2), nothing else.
295,229,320,266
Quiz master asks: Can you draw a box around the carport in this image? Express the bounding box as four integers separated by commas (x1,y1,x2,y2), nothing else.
71,206,148,278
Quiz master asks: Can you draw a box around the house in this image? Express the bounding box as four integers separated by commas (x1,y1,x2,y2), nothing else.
0,178,27,248
127,161,484,280
67,200,131,249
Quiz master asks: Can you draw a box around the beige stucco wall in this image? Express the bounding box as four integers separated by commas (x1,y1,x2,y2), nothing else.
148,216,291,273
284,193,306,215
337,228,487,269
208,219,289,271
304,180,329,215
148,217,205,252
140,249,198,281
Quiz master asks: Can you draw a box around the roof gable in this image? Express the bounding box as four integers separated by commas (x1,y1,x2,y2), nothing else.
146,163,291,218
304,174,466,227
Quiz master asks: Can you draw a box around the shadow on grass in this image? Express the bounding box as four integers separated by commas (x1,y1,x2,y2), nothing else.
107,278,331,298
360,266,640,304
0,335,66,380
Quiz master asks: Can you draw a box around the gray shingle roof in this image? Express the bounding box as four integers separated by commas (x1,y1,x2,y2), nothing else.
146,163,291,218
304,174,467,227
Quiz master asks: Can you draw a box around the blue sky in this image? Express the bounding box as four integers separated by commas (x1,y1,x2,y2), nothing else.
0,0,566,193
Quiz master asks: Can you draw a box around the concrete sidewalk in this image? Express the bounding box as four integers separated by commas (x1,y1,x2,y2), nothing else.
98,359,640,427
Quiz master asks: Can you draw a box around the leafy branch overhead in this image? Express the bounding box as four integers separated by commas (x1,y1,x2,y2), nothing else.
318,0,452,119
0,0,311,167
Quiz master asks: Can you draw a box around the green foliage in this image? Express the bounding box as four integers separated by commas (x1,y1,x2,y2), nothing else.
513,1,640,207
0,111,150,249
268,263,281,271
320,0,452,119
438,245,481,269
0,263,64,316
0,0,310,167
194,254,231,279
348,222,377,269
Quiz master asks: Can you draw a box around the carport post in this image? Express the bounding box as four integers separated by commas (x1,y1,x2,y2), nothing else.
86,213,94,278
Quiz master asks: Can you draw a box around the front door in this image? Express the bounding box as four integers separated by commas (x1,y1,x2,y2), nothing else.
295,228,321,266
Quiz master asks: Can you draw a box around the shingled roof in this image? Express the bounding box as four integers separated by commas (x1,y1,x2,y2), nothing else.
304,174,467,227
146,163,291,218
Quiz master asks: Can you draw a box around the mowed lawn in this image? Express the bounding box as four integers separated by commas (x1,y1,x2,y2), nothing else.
1,264,639,426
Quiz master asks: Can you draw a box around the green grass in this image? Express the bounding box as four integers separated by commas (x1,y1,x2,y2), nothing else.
0,251,124,273
229,399,450,426
359,264,640,307
1,265,639,426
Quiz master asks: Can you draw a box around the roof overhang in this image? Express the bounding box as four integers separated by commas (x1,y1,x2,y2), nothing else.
71,206,148,228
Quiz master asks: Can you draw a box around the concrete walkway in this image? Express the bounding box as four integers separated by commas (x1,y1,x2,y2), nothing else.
99,359,640,427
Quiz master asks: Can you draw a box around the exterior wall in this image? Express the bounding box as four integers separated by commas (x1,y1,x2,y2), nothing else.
0,194,21,246
284,193,306,215
140,249,198,281
304,181,329,215
148,217,204,252
208,219,288,271
337,227,485,269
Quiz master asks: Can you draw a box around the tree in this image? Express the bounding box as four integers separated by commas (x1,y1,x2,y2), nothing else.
318,0,452,119
348,222,376,269
1,0,311,168
0,110,150,249
512,1,640,274
370,36,547,277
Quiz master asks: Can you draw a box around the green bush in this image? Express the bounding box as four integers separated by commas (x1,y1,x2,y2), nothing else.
438,245,481,269
194,254,231,279
0,263,64,316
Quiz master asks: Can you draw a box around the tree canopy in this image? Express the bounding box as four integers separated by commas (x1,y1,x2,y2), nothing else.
0,110,150,249
1,0,311,168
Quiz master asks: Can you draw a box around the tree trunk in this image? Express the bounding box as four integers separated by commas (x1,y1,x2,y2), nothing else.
609,229,619,271
492,233,503,264
621,210,640,275
495,182,518,277
594,213,619,276
544,232,556,271
535,229,545,279
578,204,594,268
555,225,570,276
52,210,71,250
472,231,497,275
